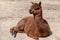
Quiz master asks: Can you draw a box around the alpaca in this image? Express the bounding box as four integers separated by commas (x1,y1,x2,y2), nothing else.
10,1,52,40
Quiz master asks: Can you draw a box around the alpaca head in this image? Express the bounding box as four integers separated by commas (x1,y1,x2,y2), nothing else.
29,1,42,15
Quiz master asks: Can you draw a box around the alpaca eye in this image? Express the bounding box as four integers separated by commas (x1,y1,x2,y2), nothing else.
35,8,39,10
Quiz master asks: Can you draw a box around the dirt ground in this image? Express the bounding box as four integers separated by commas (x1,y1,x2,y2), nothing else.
0,0,60,40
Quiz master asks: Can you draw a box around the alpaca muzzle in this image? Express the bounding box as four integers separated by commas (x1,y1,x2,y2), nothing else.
29,9,32,14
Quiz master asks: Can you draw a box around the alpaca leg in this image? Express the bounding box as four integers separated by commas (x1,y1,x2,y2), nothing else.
34,38,39,40
18,26,25,33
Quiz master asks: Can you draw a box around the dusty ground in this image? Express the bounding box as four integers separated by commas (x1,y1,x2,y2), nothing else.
0,0,60,40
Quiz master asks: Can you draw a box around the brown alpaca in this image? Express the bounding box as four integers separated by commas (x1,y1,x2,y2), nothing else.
10,2,52,40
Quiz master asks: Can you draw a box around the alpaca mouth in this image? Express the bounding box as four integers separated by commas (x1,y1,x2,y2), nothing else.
29,9,32,14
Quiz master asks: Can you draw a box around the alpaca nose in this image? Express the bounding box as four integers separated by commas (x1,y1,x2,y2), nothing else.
29,9,32,14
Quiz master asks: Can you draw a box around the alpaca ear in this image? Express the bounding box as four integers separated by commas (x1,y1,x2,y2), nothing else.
31,2,34,4
39,1,41,5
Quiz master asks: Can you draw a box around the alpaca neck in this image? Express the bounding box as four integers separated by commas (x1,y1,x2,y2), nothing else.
34,9,43,24
34,13,43,22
